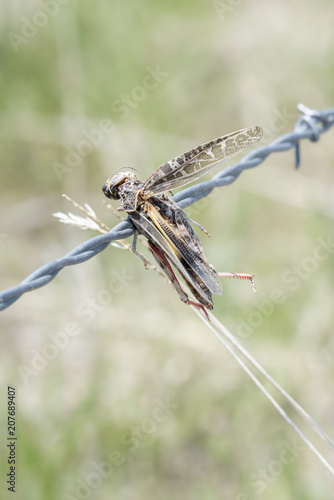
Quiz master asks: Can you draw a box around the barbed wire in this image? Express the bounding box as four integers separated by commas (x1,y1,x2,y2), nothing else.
1,103,333,311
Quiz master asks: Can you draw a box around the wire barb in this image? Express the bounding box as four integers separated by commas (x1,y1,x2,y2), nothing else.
1,104,334,311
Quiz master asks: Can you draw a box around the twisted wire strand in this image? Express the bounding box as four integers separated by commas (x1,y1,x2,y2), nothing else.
1,104,333,311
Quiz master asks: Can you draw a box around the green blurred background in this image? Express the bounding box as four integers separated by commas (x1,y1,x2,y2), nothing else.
1,1,334,498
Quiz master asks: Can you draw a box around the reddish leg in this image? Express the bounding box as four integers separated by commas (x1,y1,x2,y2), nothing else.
148,241,210,319
186,299,210,320
217,272,257,293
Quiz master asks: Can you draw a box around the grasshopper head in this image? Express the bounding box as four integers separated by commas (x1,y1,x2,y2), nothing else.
102,172,136,200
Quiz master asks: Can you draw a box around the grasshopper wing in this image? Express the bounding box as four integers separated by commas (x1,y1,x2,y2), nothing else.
142,126,262,195
145,201,223,296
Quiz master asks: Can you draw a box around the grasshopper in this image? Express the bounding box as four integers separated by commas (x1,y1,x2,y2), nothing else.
103,126,262,315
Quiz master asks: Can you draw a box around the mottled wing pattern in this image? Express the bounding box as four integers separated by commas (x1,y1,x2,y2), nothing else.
173,206,206,257
172,209,223,295
145,202,223,295
143,126,262,195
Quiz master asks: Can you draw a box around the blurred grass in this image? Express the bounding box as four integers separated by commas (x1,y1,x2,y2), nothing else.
1,0,334,499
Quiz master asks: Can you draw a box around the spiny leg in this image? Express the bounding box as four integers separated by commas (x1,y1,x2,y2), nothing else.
187,216,211,237
217,272,258,293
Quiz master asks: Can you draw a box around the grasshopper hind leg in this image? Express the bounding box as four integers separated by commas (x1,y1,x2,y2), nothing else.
218,272,257,293
148,240,211,319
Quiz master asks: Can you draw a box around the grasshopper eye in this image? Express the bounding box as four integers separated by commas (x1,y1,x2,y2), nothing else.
102,182,120,199
102,173,130,200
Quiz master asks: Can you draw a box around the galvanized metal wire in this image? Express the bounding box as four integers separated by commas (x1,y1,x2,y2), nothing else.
1,104,333,311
